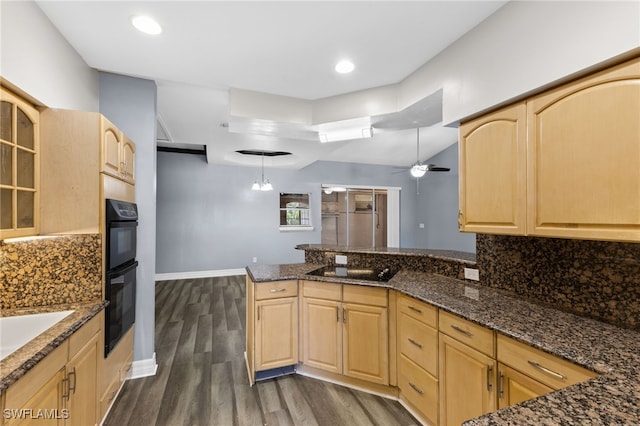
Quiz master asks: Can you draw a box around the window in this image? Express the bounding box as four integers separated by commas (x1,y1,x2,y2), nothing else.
279,193,312,231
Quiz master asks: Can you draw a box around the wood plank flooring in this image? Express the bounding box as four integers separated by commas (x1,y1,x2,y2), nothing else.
104,276,419,426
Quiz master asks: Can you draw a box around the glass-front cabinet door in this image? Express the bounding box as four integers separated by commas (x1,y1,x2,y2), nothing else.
0,87,39,239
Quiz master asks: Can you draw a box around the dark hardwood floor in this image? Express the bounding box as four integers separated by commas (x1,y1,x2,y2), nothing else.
104,276,419,426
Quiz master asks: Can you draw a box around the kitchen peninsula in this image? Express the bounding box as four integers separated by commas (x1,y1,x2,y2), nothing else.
246,245,640,425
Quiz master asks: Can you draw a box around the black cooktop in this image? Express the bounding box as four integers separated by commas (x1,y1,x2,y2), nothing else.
307,266,396,282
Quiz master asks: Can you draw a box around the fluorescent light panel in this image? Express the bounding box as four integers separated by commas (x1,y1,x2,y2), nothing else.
319,127,373,143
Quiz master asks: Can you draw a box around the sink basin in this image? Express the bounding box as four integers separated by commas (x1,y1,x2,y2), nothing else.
0,310,74,361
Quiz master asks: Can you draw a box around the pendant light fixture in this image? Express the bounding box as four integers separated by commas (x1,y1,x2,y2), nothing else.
252,152,273,191
410,128,427,178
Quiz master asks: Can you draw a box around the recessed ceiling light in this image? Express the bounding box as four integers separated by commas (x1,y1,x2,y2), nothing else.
131,15,162,35
335,60,355,74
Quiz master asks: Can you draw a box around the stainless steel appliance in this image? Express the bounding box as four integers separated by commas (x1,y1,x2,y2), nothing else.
104,199,138,357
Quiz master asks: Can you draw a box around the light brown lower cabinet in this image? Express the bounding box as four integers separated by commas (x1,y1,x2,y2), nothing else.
66,333,100,426
245,283,599,425
302,294,342,374
4,312,103,426
396,293,439,425
496,333,596,405
438,333,497,426
300,280,389,386
255,297,299,371
398,354,438,425
342,300,389,384
245,278,299,384
497,363,553,409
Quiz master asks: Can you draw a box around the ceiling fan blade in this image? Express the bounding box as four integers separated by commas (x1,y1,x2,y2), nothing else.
392,169,410,174
426,164,450,172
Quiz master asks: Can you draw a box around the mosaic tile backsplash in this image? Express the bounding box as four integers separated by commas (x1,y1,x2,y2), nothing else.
0,234,102,309
476,234,640,331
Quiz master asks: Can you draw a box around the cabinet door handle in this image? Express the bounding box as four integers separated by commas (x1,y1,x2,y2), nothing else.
408,306,423,314
270,288,286,293
451,324,474,337
68,367,77,394
498,371,505,398
528,360,566,381
486,364,493,391
409,382,424,395
408,338,423,349
458,210,463,229
336,306,340,322
343,308,347,324
257,306,260,321
62,376,70,400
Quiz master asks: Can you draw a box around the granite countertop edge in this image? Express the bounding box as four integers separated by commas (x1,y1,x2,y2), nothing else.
247,263,640,425
0,300,108,392
295,244,477,265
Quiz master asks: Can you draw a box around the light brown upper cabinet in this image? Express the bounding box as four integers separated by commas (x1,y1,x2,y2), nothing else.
40,109,136,234
459,56,640,242
527,57,640,241
459,103,527,235
0,87,39,240
101,117,135,185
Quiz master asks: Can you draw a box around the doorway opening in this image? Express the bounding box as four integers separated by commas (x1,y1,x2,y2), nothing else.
321,185,400,248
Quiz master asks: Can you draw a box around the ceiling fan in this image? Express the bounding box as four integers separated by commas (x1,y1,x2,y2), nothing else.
394,127,450,194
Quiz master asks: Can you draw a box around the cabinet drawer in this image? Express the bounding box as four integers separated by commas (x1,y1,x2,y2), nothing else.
69,310,103,359
255,280,298,300
99,375,121,418
101,327,133,397
439,310,495,357
398,312,438,376
497,334,596,390
397,293,437,328
302,280,341,301
398,354,438,426
343,285,387,307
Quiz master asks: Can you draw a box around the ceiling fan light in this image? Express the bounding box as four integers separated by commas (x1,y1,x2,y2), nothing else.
261,180,273,191
251,181,261,191
410,164,427,178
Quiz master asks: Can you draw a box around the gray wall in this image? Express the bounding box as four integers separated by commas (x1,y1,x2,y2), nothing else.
156,150,473,274
413,143,476,252
99,73,157,364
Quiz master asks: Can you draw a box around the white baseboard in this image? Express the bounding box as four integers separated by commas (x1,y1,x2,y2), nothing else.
155,268,246,281
129,353,158,379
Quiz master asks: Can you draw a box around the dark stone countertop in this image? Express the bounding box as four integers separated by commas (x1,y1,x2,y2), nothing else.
0,301,107,392
295,244,477,264
246,264,640,425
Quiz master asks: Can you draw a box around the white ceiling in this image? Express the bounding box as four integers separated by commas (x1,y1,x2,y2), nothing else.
35,1,507,169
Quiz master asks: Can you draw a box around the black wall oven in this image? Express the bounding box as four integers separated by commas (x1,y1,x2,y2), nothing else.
105,199,138,357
